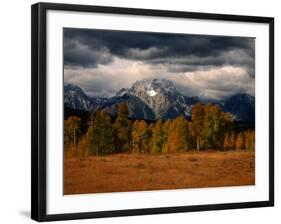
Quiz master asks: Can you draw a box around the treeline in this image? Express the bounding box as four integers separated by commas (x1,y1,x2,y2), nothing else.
64,102,255,157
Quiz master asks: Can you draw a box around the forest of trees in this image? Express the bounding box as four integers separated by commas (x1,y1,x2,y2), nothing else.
64,102,255,157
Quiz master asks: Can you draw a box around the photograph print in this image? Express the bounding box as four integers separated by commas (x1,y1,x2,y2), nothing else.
63,28,255,195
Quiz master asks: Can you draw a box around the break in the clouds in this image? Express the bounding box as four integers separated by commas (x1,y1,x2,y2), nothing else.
64,28,255,99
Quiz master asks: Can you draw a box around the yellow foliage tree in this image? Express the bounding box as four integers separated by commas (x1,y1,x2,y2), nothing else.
229,132,236,149
76,132,91,157
236,132,245,150
223,133,230,150
245,130,255,150
151,120,163,153
88,110,114,156
64,116,81,151
201,104,234,150
162,119,172,153
166,116,191,152
191,103,205,150
131,120,150,153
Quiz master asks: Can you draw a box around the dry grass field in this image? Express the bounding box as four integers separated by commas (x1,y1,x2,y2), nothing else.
64,150,255,195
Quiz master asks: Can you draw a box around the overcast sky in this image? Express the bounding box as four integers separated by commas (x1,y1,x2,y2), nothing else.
64,28,255,100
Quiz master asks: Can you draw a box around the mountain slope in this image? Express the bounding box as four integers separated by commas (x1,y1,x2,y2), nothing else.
110,78,198,119
223,93,255,123
103,93,156,120
64,84,108,111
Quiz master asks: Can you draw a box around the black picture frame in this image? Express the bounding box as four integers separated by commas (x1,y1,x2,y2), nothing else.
31,2,274,222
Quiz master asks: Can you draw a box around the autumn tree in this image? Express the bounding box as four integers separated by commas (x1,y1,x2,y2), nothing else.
229,132,236,149
148,123,155,134
113,103,132,152
223,133,231,150
162,119,172,153
142,121,152,152
69,100,241,155
188,121,197,150
131,120,140,153
143,122,154,152
245,130,255,150
88,110,114,156
131,120,150,153
203,104,222,149
64,116,81,151
236,132,246,150
202,104,215,149
147,123,155,151
76,131,91,157
191,103,205,150
166,116,191,152
223,131,237,151
151,120,164,153
203,104,233,150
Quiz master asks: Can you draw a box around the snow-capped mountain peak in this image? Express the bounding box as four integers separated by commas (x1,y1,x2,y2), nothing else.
146,89,158,96
111,78,198,119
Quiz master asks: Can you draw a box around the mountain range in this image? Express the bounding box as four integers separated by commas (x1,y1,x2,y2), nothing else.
64,79,255,122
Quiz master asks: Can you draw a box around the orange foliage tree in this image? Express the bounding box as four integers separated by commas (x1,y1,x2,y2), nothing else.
166,116,191,152
236,132,246,150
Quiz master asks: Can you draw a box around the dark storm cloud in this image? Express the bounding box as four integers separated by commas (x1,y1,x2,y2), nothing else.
63,35,113,68
64,28,255,99
64,28,255,71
